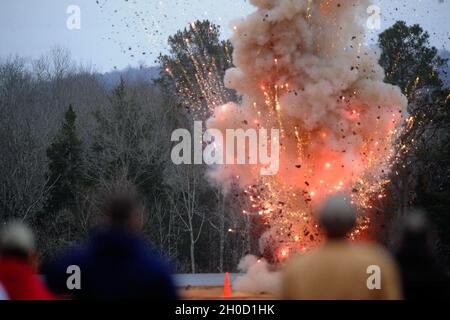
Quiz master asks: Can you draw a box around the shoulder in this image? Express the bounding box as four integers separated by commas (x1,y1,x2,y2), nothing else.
54,245,89,269
141,247,174,275
283,253,314,277
353,243,395,261
350,243,399,273
43,244,89,285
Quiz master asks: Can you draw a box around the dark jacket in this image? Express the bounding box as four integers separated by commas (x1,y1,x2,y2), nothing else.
396,247,450,300
45,229,177,300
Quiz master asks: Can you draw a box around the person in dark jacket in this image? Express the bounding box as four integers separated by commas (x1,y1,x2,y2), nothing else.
394,210,450,300
44,192,177,300
0,222,55,300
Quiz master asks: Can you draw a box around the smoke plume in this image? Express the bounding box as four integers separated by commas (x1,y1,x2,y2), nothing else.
233,255,281,295
207,0,407,258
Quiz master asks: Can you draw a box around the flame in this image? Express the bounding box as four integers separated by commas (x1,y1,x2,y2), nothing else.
206,0,408,260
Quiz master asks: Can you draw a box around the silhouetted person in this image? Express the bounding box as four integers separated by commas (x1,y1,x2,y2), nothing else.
45,193,177,300
0,222,54,300
282,195,402,300
394,211,450,300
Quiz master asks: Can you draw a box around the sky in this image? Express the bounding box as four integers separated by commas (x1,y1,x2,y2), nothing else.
0,0,449,72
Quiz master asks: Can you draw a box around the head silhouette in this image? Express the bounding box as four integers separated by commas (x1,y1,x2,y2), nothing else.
0,222,35,261
318,194,356,240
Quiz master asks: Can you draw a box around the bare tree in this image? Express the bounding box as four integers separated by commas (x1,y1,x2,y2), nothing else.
166,164,206,273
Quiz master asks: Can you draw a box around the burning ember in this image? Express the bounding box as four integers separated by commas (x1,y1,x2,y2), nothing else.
164,0,408,261
207,0,407,259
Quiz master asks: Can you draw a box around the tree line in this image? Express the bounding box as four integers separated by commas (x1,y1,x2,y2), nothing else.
0,20,449,272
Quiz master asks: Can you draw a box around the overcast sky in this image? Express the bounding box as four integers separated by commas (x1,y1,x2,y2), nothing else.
0,0,449,72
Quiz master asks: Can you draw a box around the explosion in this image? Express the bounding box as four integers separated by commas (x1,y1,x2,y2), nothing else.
205,0,408,260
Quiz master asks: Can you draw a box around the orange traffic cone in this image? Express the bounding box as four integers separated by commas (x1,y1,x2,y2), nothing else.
223,272,232,298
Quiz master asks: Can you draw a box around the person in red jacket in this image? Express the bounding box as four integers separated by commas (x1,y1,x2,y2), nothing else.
0,222,54,300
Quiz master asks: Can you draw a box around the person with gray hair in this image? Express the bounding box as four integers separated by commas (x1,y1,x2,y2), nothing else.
317,195,357,239
0,221,54,300
282,194,402,300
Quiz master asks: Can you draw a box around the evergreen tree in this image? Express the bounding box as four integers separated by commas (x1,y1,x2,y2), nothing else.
379,22,450,257
45,105,84,213
90,78,166,200
158,20,236,120
379,21,446,98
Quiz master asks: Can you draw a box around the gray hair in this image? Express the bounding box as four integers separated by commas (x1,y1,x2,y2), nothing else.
0,221,35,258
318,194,357,239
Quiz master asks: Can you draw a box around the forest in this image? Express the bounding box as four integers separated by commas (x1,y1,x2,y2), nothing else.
1,20,449,273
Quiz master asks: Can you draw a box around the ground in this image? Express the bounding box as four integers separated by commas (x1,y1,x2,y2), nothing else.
174,274,274,300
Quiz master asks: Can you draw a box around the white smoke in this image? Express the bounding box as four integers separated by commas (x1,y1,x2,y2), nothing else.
232,255,282,295
208,0,407,261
